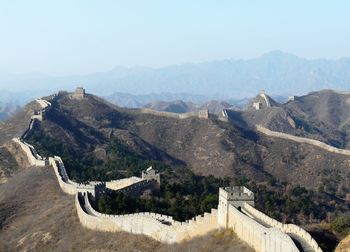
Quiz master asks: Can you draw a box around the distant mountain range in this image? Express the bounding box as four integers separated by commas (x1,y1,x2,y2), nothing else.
105,92,229,108
0,50,350,97
143,99,236,115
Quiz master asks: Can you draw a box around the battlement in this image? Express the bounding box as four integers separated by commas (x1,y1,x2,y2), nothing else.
218,186,255,228
219,186,254,203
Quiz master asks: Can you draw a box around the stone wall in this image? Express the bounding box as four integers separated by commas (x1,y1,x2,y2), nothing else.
35,99,51,109
259,92,271,108
173,209,219,242
21,119,35,139
111,179,155,197
50,156,78,195
256,125,350,156
243,203,322,252
12,98,53,167
12,138,48,167
76,192,219,244
106,177,143,190
49,156,104,196
77,192,178,243
227,204,299,252
218,109,229,122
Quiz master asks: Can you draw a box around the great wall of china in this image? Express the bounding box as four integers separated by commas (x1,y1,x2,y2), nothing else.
256,125,350,156
9,89,324,252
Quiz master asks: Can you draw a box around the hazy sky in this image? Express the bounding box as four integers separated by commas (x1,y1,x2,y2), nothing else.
0,1,349,75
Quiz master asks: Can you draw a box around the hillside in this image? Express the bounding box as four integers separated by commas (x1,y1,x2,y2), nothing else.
0,162,252,252
19,92,350,192
1,90,350,251
228,89,350,149
15,92,348,217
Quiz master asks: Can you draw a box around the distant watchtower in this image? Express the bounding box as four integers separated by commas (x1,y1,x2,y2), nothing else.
142,166,160,184
72,87,86,99
253,102,262,110
288,96,295,102
198,110,209,119
218,186,254,228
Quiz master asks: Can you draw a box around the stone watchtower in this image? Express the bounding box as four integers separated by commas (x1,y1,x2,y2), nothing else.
72,87,86,99
198,110,209,119
253,102,262,110
142,166,160,184
217,186,254,228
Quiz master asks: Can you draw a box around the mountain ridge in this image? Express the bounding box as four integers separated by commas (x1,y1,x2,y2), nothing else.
1,89,349,251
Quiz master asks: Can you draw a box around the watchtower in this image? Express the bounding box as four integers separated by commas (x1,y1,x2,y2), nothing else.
288,96,295,102
72,87,86,99
217,186,254,228
253,102,262,110
198,110,209,119
142,166,160,184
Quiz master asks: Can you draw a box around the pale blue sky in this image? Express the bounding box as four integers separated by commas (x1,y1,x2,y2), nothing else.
0,1,349,75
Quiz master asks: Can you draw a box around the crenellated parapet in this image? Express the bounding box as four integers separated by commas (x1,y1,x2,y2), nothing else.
227,204,299,252
242,203,322,252
76,191,219,243
12,138,49,167
218,186,322,252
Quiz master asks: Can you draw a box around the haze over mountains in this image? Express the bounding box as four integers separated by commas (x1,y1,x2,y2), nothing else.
1,51,350,97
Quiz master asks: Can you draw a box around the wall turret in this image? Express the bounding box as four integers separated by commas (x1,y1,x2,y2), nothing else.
142,166,160,184
218,186,254,228
72,87,86,99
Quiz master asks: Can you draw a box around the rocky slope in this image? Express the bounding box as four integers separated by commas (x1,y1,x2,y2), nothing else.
229,89,350,149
